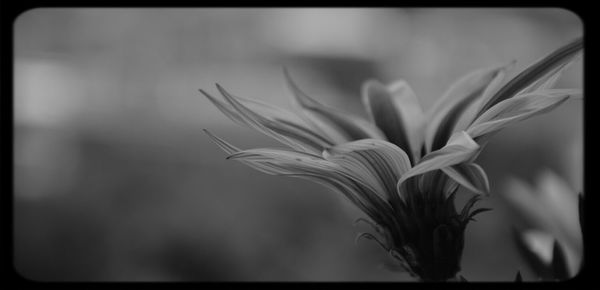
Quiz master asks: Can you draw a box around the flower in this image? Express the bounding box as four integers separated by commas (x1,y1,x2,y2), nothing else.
201,37,582,281
505,170,583,280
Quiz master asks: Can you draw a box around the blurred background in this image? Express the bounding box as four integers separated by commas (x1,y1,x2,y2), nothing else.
13,8,583,281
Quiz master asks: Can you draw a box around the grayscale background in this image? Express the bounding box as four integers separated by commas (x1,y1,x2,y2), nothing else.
13,8,583,281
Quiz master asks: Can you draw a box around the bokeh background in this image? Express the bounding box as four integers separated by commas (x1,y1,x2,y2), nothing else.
13,8,583,281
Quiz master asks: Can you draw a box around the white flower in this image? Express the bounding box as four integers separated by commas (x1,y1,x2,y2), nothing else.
202,37,582,281
505,170,583,279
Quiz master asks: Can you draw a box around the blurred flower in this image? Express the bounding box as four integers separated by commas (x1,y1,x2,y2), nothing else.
505,170,583,280
202,37,582,281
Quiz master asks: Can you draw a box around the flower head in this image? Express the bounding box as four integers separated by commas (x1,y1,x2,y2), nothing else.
202,37,582,281
505,170,583,280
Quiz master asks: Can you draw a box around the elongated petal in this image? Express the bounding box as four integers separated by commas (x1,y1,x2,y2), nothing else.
466,90,577,140
454,62,513,133
283,173,387,223
201,89,247,126
425,64,510,152
441,163,490,195
264,120,334,152
228,147,396,221
204,85,335,153
204,129,303,176
218,84,316,152
227,148,338,173
398,131,480,191
206,125,397,224
417,170,457,201
284,68,386,143
202,87,311,129
323,139,412,207
203,90,332,152
474,37,583,119
202,88,301,151
362,80,424,163
203,129,242,155
519,53,581,95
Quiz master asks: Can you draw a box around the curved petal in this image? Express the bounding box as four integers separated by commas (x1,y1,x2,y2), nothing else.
205,129,396,224
454,62,513,132
227,148,339,174
466,89,578,140
284,68,386,143
204,129,304,176
227,147,396,225
519,53,582,95
362,80,424,163
286,172,393,228
425,64,511,152
202,85,334,153
323,139,412,207
397,131,480,192
474,37,583,119
264,120,335,152
441,163,490,195
203,129,242,155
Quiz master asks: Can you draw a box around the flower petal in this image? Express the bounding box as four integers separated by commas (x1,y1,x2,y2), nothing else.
283,172,388,224
397,131,480,191
474,37,583,119
284,68,386,143
264,120,334,152
200,88,247,126
425,64,510,152
519,52,581,95
203,85,334,153
466,89,578,141
362,80,424,163
203,129,241,155
205,128,398,226
228,147,398,225
323,139,412,207
204,129,303,176
454,62,514,132
417,170,458,201
441,163,490,195
227,148,338,173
